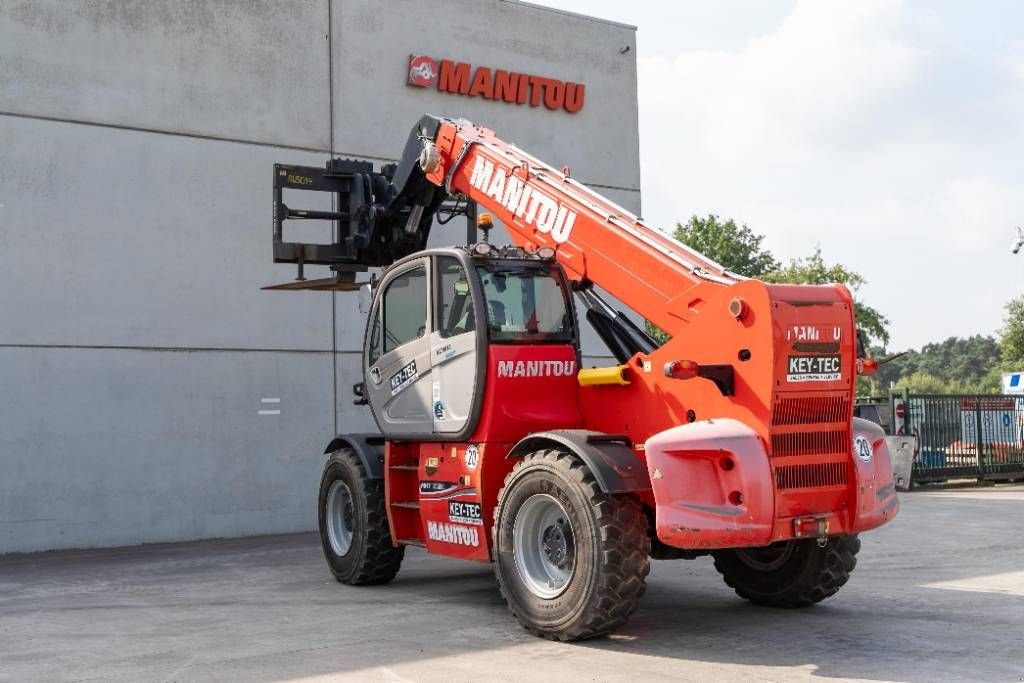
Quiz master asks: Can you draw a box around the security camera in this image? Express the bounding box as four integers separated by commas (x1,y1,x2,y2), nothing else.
1014,227,1024,255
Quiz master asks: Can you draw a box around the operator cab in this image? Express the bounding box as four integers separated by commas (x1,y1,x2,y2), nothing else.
361,245,578,440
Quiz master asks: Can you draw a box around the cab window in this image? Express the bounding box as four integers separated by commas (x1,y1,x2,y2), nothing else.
437,256,475,338
383,266,427,353
367,305,382,366
476,265,573,343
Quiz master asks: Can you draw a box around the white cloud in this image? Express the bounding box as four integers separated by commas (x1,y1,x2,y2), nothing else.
540,0,1024,350
642,0,919,169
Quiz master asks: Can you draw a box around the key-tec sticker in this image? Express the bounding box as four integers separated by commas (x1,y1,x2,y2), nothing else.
390,360,418,395
786,355,841,382
427,520,479,546
448,500,483,526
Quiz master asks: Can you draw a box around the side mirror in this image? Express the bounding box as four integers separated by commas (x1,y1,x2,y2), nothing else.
358,283,373,315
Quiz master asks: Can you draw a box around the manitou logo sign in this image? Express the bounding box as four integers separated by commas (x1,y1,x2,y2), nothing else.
497,359,577,378
468,157,578,243
407,55,585,114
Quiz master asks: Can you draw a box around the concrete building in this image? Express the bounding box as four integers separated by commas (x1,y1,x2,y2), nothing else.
0,0,640,553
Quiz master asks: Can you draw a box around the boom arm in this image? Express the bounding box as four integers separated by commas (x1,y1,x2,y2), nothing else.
413,117,742,333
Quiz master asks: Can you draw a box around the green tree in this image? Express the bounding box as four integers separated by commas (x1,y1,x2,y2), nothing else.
673,214,780,277
999,295,1024,370
877,336,1001,391
892,371,951,393
647,217,891,353
765,248,890,348
646,214,782,343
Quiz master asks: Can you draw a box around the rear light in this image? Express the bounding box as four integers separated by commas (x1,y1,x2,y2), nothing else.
793,516,829,539
857,358,878,376
664,359,699,380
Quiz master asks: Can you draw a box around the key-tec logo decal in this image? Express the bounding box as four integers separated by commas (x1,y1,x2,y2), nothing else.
786,355,841,383
468,158,577,244
448,501,483,526
389,360,418,396
407,55,585,114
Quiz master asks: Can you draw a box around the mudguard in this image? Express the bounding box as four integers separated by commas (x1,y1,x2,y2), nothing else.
506,430,652,494
324,433,386,479
849,417,900,532
645,419,774,550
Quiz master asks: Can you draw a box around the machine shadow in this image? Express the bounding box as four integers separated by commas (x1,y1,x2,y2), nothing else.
567,557,1020,683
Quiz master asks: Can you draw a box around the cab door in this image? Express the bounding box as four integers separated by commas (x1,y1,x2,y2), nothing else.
431,254,482,435
363,258,433,437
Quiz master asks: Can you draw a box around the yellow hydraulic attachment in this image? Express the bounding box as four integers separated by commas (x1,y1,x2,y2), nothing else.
577,364,631,387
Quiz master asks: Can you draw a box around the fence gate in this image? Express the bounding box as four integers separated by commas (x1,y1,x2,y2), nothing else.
892,391,1024,484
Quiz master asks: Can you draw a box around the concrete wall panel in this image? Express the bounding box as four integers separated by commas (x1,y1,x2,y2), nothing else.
1,0,639,553
0,0,332,150
0,346,333,553
0,116,333,351
331,0,640,192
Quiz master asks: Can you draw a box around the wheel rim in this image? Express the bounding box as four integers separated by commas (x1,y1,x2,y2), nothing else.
735,541,795,571
513,494,576,599
326,480,355,557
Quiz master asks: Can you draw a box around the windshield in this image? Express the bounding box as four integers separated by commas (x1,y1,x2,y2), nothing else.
475,265,574,343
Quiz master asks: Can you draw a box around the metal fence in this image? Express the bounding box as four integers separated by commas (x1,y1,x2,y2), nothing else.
889,391,1024,484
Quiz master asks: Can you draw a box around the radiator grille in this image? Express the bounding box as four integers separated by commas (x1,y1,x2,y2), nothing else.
772,396,850,426
774,461,848,489
771,430,848,458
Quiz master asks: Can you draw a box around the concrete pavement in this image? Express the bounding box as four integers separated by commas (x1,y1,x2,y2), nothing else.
2,485,1023,682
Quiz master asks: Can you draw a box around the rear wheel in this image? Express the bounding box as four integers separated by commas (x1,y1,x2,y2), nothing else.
493,449,650,641
318,448,404,585
712,535,860,607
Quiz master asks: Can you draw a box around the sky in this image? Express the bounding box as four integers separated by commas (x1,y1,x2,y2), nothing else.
535,0,1023,351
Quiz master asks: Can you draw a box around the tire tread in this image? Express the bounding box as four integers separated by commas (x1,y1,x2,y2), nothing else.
713,534,860,608
321,450,404,586
493,449,650,641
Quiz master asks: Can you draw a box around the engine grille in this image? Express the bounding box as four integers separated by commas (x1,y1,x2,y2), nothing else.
771,429,848,458
774,461,848,489
772,395,850,426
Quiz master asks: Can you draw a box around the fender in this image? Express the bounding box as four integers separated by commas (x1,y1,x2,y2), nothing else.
645,419,775,550
506,430,651,494
324,433,386,480
849,417,900,532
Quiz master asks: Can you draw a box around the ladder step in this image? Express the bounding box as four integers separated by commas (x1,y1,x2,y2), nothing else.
388,465,419,471
396,538,426,547
391,501,420,509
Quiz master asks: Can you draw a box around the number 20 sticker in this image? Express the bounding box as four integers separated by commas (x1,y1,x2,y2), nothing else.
464,444,480,472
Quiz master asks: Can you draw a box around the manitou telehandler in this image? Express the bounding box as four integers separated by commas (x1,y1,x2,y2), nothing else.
265,115,898,641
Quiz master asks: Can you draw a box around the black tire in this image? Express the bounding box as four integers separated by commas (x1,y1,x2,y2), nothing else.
712,535,860,608
492,449,650,641
317,448,404,585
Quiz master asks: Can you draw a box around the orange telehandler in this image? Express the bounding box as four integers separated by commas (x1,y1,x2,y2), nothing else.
267,115,899,641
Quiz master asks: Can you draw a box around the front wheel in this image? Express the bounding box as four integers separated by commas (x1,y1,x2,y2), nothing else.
492,449,650,641
712,535,860,607
318,448,404,585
